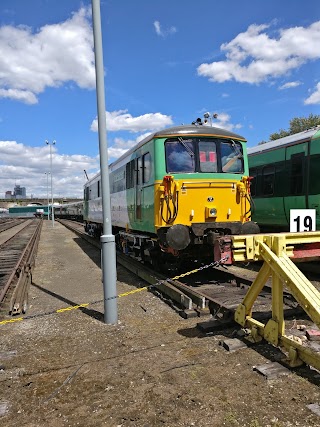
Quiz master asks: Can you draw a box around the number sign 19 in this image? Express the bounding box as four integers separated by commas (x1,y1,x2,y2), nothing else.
290,209,316,232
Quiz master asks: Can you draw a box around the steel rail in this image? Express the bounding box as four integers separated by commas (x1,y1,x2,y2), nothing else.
10,220,42,314
0,218,26,233
0,219,42,315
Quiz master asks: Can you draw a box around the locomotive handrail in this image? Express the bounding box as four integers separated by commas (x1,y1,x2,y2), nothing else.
232,232,320,370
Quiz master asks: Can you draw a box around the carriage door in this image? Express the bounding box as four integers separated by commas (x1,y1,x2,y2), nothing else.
284,142,308,222
135,156,142,220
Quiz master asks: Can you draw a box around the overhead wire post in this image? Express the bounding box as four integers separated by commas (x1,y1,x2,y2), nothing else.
91,0,118,324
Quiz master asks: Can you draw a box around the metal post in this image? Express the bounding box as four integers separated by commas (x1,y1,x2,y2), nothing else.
50,142,54,227
45,172,50,220
45,140,56,227
91,0,118,324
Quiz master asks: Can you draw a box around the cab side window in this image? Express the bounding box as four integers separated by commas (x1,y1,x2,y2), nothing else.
142,152,151,183
126,160,135,189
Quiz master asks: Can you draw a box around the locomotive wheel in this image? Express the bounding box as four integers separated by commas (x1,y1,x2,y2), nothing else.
151,251,181,275
150,248,163,272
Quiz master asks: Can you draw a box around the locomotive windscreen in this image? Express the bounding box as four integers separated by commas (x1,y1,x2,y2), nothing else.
165,137,244,174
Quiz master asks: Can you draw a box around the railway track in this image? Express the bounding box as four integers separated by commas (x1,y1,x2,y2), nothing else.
0,218,26,233
57,219,306,318
0,218,42,316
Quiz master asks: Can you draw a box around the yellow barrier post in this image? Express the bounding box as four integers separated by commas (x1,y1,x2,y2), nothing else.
232,232,320,369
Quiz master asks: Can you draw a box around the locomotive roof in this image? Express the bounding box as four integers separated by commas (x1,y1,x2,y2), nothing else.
247,126,320,156
152,125,246,140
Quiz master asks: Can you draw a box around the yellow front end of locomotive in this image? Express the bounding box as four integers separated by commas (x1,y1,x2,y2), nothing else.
154,175,251,229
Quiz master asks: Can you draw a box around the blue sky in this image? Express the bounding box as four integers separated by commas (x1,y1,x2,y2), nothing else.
0,0,319,198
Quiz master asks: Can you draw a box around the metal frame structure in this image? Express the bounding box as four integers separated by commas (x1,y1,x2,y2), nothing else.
232,231,320,369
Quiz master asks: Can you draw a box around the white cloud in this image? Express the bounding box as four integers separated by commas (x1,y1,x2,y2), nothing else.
279,81,302,90
108,133,152,160
154,21,161,36
90,110,173,161
0,88,38,104
304,82,320,105
90,110,173,132
0,7,95,104
197,21,320,84
0,140,99,198
153,20,177,37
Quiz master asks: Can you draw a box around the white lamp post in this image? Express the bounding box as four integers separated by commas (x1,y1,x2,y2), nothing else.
45,140,56,227
45,172,50,220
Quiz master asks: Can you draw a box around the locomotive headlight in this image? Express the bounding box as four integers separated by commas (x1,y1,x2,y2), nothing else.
205,206,217,218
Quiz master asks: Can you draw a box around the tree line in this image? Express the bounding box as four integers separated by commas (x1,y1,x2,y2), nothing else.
259,113,320,145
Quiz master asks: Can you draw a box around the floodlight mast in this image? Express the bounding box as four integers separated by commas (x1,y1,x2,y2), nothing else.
45,140,56,227
91,0,118,324
45,172,50,220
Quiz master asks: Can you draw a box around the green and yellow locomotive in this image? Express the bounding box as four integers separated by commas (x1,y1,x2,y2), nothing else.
84,125,258,269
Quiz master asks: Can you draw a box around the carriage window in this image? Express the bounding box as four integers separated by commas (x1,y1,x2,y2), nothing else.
84,187,89,201
199,141,217,172
126,159,135,189
221,141,243,173
142,152,151,183
262,166,275,195
290,153,304,195
165,140,195,173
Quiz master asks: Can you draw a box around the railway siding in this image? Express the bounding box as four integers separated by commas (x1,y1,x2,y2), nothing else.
0,218,26,235
0,219,42,316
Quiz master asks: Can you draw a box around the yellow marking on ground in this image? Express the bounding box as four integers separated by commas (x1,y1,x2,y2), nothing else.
0,317,23,325
56,303,89,313
119,287,148,297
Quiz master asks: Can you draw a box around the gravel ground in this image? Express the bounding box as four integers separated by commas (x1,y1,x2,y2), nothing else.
0,220,320,427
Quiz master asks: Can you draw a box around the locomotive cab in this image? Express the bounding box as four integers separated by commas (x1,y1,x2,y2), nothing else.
153,128,259,265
